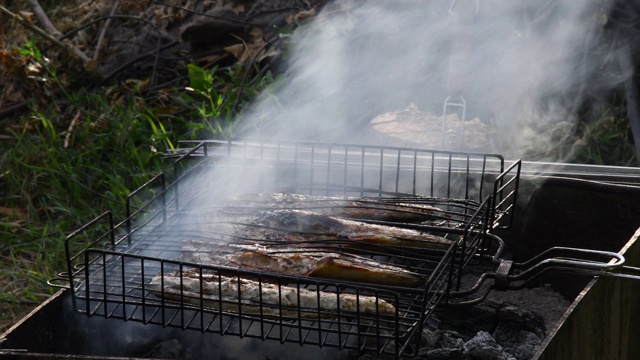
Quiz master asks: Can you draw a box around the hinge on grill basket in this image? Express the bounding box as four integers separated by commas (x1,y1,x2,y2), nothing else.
495,259,513,290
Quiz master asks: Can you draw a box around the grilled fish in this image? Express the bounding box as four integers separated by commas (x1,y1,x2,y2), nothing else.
148,270,396,318
178,209,455,250
181,245,427,287
248,209,455,250
218,192,452,223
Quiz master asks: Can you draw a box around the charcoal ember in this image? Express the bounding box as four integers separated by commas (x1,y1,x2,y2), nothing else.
492,329,542,360
141,339,191,359
491,303,546,359
426,288,563,360
422,348,464,360
419,329,465,359
421,329,465,349
495,304,546,339
462,331,515,360
488,285,569,335
434,302,498,338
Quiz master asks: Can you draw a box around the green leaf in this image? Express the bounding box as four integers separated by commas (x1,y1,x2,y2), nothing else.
187,64,212,94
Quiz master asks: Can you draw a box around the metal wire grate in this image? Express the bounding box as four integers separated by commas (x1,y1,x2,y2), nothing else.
54,139,520,358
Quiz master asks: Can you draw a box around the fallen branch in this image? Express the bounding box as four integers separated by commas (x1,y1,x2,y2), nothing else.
27,0,94,70
93,1,120,61
0,5,68,52
27,0,64,38
230,35,275,114
0,3,95,70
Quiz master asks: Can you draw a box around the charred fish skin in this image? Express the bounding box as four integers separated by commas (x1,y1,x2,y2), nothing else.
179,210,455,251
148,271,397,318
221,192,452,223
223,248,428,287
256,210,345,234
252,209,454,250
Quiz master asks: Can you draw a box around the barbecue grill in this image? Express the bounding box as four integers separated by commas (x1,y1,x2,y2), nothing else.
41,139,521,359
4,140,640,359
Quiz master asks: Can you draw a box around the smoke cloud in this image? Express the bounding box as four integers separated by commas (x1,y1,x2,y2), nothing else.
234,0,633,160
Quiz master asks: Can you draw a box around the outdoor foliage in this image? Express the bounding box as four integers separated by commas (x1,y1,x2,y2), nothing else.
0,39,275,331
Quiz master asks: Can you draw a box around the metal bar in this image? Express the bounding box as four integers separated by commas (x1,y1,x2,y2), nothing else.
126,172,165,245
64,210,114,299
379,148,384,196
447,153,453,198
360,148,365,196
412,150,418,195
140,257,147,324
491,160,521,228
326,145,332,195
430,152,435,197
172,141,207,212
395,150,401,193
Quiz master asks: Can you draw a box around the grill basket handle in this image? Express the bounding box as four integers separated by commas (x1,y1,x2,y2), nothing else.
501,246,640,289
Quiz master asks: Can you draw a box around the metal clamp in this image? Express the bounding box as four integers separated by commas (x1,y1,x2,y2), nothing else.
495,259,513,290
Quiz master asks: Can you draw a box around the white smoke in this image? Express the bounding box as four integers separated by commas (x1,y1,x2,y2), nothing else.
235,0,632,160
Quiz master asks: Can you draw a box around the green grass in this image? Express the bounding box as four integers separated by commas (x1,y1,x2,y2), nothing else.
0,39,275,331
0,94,166,331
572,106,638,166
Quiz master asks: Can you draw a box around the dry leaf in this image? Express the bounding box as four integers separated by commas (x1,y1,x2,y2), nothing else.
18,11,35,23
197,53,230,67
295,9,316,22
224,43,245,60
285,9,317,25
125,78,151,92
0,207,26,218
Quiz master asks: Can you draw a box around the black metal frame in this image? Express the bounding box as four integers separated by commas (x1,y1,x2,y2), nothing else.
53,139,521,358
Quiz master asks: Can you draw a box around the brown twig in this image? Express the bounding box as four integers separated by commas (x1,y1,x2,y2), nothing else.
230,36,274,114
27,0,64,38
93,1,119,61
64,111,82,149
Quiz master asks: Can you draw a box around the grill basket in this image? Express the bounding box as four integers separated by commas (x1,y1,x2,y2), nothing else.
54,140,521,358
